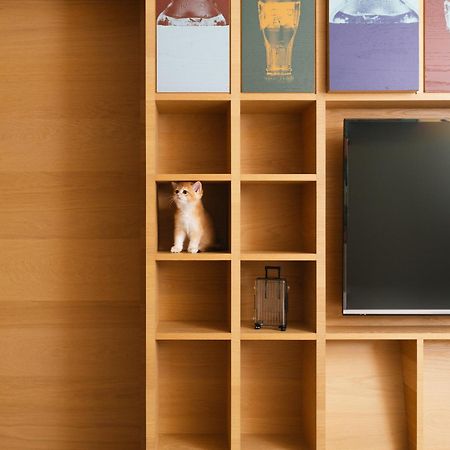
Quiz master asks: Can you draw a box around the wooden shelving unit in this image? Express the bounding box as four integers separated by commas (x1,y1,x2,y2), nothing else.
147,1,450,450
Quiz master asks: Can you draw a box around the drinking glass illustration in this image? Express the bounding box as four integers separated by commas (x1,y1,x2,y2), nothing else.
157,0,227,26
258,0,301,79
331,0,419,24
445,0,450,30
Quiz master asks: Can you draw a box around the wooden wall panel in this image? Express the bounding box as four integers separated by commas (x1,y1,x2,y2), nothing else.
424,341,450,450
0,1,144,449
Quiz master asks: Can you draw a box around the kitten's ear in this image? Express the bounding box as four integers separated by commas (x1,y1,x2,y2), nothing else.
171,182,178,190
192,181,202,193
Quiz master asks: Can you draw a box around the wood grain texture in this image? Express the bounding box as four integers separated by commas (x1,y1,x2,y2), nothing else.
158,341,230,435
0,172,141,239
241,341,316,447
241,102,316,174
157,104,230,174
0,1,144,449
158,434,228,450
0,1,141,174
241,182,316,253
424,341,450,450
326,341,413,450
0,239,141,302
157,261,230,329
401,341,418,450
241,434,312,450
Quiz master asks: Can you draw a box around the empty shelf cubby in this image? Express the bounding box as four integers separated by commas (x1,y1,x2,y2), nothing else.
158,341,230,450
326,340,417,450
156,100,230,174
241,340,316,450
157,260,231,334
241,261,316,334
157,181,230,253
241,182,316,253
241,100,316,175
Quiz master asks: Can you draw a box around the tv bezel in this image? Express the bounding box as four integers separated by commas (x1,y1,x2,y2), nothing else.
342,118,450,316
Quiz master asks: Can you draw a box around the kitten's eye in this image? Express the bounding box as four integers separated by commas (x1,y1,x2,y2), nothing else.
183,190,187,194
175,190,179,194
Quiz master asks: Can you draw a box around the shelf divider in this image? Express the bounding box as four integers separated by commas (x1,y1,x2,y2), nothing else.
416,338,424,450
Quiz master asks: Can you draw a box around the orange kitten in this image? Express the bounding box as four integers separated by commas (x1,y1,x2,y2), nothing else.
170,181,215,253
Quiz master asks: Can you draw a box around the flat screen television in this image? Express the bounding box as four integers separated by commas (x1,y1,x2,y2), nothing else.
344,119,450,315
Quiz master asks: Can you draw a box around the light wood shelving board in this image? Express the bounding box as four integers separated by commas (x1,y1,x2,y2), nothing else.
0,1,145,449
146,0,450,449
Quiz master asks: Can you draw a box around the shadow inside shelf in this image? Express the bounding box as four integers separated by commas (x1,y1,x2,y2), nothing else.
157,181,230,252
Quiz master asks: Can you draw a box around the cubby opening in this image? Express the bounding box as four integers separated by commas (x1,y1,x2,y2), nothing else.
241,101,316,175
156,100,230,174
326,103,450,333
424,341,450,450
241,261,316,334
157,181,230,252
241,340,316,450
241,182,316,253
157,261,231,334
158,341,230,450
326,340,417,450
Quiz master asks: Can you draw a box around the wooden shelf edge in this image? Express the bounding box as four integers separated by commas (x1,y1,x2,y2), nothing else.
326,330,450,340
156,333,232,340
154,174,232,181
325,92,450,103
241,331,317,341
154,93,231,101
240,252,317,261
325,95,450,109
241,174,317,182
241,321,316,340
240,93,317,101
154,252,232,261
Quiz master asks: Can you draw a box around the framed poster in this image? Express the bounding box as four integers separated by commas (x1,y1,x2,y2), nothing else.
242,0,315,93
328,0,419,91
425,0,450,92
157,0,230,92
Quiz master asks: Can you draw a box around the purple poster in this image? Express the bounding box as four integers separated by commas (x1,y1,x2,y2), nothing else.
328,0,419,91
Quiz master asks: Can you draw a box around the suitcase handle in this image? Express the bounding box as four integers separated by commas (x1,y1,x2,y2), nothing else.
265,266,281,279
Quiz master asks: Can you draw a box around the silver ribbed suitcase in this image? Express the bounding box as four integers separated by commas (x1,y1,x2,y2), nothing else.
254,266,289,331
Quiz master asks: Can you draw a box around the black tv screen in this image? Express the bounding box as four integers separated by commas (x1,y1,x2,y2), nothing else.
344,119,450,314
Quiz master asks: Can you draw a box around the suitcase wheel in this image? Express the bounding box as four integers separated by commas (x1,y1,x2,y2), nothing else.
279,325,286,332
255,323,262,329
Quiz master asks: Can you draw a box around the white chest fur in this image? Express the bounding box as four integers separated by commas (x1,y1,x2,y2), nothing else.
180,210,200,236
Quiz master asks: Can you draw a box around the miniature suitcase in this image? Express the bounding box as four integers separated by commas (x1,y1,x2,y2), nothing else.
254,266,289,331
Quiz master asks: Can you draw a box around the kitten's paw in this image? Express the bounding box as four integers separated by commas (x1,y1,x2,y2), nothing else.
188,246,199,254
171,245,182,253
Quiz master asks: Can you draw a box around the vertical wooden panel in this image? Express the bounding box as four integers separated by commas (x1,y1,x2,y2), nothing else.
424,341,450,450
0,1,144,449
